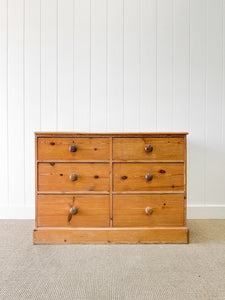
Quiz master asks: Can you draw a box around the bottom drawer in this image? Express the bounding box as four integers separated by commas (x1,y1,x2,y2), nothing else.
113,194,184,227
37,195,109,227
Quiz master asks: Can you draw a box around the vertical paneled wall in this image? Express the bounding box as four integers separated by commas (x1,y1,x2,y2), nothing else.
0,0,224,218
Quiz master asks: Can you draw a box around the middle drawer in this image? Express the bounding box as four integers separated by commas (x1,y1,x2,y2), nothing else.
38,163,110,192
113,163,184,191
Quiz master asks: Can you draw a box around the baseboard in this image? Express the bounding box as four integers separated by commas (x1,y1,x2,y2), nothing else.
0,205,225,219
0,206,35,219
187,205,225,219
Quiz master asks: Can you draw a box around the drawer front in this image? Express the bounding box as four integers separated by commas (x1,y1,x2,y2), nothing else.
113,163,184,191
113,137,184,160
38,137,109,160
38,163,109,192
38,195,109,227
113,194,184,227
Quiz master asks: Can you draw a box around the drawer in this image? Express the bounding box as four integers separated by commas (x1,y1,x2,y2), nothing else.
113,194,184,227
113,137,184,160
37,137,109,160
113,163,184,191
38,163,109,192
37,195,109,227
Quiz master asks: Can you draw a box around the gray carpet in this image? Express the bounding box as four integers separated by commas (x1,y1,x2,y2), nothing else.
0,220,225,300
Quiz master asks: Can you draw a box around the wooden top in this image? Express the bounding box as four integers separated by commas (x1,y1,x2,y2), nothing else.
35,132,188,137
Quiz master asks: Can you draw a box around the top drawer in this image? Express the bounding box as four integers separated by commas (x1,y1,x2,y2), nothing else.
113,137,184,161
37,137,109,160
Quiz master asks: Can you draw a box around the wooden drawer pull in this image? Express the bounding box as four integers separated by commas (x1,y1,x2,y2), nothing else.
70,173,78,181
145,145,153,153
70,207,78,215
145,173,153,181
145,207,153,215
68,206,78,222
69,145,77,152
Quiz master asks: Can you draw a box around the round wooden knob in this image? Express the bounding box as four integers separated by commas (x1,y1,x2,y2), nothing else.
145,145,153,153
70,207,78,215
145,173,153,181
70,173,78,181
69,145,77,152
145,207,153,215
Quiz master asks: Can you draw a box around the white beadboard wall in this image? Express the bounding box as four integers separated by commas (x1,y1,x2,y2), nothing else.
0,0,224,219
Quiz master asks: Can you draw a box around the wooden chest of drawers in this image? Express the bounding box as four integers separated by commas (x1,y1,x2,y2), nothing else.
33,132,189,244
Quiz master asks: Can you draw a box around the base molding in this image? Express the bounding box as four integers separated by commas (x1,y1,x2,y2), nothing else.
0,206,35,219
33,227,189,244
187,205,225,219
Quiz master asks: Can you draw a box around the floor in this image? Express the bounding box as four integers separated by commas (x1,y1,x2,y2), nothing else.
0,220,225,300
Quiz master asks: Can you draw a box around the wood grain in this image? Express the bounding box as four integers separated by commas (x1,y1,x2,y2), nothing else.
113,163,184,191
37,194,109,227
33,227,189,244
38,137,109,160
38,163,110,192
113,137,184,160
113,194,184,227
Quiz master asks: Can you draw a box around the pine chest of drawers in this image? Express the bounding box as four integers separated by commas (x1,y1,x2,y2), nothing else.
33,132,189,244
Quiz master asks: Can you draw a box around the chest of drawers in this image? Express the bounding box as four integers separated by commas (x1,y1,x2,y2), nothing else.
33,132,189,244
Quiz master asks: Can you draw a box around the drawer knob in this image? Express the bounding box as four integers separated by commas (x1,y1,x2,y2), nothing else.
145,145,153,153
70,173,78,181
69,145,77,152
70,207,78,215
145,173,153,181
145,207,153,215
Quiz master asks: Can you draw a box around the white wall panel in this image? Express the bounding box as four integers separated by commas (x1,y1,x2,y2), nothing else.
41,0,57,131
223,0,225,151
205,0,224,204
8,0,24,205
24,0,41,205
123,0,139,131
139,0,157,131
157,0,173,131
90,0,107,132
0,0,8,205
107,0,124,131
189,0,206,206
58,0,74,131
74,0,91,132
0,0,225,218
173,0,189,131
